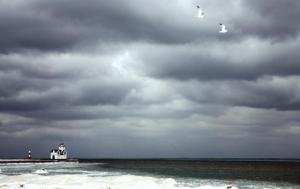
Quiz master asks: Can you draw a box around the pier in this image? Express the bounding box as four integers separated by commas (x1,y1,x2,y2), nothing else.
0,159,79,164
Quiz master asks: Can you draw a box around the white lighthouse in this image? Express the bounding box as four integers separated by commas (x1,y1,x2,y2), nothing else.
50,143,67,160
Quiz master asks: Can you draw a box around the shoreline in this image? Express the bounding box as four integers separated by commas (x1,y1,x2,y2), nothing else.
0,159,79,164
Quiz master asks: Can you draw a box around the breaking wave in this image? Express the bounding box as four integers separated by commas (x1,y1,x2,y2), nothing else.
0,174,237,189
0,163,298,189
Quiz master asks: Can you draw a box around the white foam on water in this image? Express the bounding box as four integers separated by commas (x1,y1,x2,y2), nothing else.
0,173,240,189
34,169,48,175
0,163,298,189
49,169,120,177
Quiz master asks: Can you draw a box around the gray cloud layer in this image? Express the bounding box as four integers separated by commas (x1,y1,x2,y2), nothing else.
0,0,300,158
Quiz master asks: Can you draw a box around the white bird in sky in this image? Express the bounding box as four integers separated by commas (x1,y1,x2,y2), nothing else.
219,23,228,33
197,5,204,18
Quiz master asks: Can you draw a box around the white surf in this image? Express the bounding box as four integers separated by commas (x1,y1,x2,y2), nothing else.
0,174,239,189
34,169,48,174
0,163,297,189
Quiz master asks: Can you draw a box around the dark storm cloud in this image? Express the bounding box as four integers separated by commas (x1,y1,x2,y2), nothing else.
1,0,299,54
1,0,300,158
0,54,77,99
240,0,300,41
0,74,137,117
34,0,233,44
0,0,180,52
0,1,81,53
0,0,243,53
137,37,300,81
0,52,138,119
0,57,76,79
176,76,300,111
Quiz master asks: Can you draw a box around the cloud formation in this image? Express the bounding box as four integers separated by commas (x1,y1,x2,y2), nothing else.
0,0,300,158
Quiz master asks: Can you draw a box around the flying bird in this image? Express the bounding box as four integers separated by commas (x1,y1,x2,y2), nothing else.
196,5,204,18
219,23,228,33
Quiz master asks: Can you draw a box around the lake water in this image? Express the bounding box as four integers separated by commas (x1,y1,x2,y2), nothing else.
0,159,299,189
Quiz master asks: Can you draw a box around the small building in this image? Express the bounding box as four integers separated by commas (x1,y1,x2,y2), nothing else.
50,143,67,160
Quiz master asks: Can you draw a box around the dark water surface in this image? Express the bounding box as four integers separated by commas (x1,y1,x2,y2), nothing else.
80,159,300,184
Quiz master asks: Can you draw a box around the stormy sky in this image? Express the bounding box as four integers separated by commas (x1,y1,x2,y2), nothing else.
1,0,300,159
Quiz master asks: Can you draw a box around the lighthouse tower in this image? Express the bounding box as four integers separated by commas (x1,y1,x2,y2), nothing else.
58,144,66,153
28,150,32,159
50,143,67,160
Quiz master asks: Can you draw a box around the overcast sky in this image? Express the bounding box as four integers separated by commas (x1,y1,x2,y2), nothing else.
1,0,300,159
